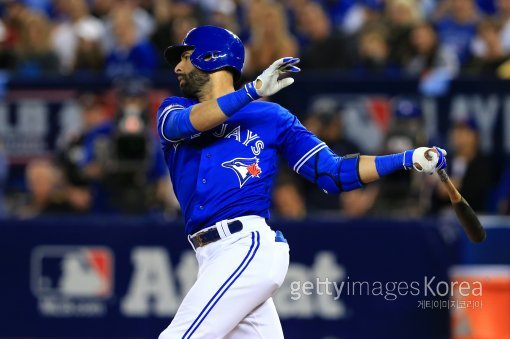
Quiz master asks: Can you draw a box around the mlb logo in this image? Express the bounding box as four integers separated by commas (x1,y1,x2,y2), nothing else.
31,246,114,299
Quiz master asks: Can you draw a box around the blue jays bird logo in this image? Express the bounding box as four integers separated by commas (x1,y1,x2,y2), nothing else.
221,157,262,188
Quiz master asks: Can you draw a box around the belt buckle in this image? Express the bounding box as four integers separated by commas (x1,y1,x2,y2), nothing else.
199,232,210,248
193,219,243,249
192,231,206,248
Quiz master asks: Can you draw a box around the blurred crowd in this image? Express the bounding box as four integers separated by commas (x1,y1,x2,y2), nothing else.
0,0,509,221
0,0,510,80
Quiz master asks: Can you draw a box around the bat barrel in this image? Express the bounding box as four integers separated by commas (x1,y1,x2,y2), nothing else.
453,198,487,243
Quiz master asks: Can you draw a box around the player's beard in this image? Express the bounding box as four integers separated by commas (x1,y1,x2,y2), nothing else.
179,69,211,99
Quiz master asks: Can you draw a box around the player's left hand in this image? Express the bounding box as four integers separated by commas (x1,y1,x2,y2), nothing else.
253,57,300,97
408,146,447,174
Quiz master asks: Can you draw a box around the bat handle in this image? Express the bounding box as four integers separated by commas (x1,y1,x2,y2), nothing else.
437,169,462,203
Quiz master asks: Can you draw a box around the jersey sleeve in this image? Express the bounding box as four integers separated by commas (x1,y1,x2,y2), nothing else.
156,97,194,143
276,107,327,174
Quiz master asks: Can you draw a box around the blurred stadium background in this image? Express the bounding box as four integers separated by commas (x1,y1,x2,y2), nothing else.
0,0,510,338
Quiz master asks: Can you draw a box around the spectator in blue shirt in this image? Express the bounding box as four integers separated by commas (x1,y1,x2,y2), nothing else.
435,0,480,64
105,7,157,77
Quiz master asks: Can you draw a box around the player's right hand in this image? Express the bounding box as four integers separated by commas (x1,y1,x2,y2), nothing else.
411,146,447,174
253,57,300,97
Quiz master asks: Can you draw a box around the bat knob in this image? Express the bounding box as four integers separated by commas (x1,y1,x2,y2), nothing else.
424,148,438,161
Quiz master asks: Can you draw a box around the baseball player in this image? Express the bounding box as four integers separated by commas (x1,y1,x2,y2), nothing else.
157,26,447,339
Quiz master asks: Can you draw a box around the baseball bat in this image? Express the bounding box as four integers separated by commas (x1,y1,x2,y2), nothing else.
436,169,486,243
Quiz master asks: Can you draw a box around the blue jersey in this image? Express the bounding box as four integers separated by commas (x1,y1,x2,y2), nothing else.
436,18,477,64
157,97,325,235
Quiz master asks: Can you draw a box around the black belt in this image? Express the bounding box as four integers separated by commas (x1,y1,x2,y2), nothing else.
190,220,244,249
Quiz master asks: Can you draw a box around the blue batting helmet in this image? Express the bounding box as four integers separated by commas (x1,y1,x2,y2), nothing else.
164,26,245,80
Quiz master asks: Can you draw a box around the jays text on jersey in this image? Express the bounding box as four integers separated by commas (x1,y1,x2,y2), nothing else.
157,96,326,235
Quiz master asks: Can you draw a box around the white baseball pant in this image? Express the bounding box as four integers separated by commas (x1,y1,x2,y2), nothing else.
159,216,290,339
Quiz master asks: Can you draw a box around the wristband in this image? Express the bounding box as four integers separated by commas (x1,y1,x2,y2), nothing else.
216,82,260,117
375,150,414,177
244,81,261,100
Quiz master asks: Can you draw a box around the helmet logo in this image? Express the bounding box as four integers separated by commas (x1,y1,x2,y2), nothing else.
203,52,227,62
210,53,227,60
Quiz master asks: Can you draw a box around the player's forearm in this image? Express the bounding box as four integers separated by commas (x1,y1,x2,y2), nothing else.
359,152,414,185
190,83,260,132
181,58,300,135
360,149,444,184
189,100,229,132
298,148,442,194
358,156,380,184
300,153,386,193
164,58,299,139
162,84,259,140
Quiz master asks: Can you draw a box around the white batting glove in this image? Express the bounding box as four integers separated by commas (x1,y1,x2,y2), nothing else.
407,146,448,174
252,57,300,97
